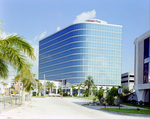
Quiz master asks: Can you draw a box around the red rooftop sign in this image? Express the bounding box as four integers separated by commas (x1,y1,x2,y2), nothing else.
87,20,101,23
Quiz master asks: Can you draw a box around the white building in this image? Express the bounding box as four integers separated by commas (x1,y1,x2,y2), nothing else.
0,71,16,95
121,72,134,91
134,30,150,104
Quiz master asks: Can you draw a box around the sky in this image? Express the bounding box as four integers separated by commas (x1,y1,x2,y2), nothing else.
0,0,150,78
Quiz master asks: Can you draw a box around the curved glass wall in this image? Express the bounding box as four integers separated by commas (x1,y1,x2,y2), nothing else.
39,22,122,85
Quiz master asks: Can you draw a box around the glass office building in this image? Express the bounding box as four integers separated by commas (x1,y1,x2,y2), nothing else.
39,19,122,86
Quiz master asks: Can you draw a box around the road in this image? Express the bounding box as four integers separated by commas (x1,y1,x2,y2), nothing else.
0,97,149,119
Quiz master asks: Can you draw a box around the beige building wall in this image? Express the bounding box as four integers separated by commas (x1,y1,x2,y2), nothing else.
137,41,144,84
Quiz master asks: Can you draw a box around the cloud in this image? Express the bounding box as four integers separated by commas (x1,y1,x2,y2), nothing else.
28,40,33,44
0,32,17,39
73,10,96,23
56,27,61,31
33,36,38,41
39,31,47,40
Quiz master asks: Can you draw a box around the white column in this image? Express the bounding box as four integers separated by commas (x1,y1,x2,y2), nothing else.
70,88,72,95
56,88,57,94
78,89,80,96
136,90,145,102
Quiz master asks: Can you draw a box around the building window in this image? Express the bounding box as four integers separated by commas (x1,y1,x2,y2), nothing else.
144,63,149,83
144,38,149,59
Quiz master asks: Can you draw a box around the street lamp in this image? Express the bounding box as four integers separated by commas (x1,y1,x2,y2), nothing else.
118,86,122,109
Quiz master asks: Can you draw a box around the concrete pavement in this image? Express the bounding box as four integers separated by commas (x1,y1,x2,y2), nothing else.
0,97,149,119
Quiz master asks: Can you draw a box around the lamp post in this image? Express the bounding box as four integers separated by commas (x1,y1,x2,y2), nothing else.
118,86,122,109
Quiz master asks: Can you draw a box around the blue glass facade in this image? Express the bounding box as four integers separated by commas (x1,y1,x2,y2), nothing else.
39,22,122,85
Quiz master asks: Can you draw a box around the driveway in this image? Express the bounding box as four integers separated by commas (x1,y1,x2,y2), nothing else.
0,97,149,119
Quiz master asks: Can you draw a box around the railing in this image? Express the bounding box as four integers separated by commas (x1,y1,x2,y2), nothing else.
0,95,22,110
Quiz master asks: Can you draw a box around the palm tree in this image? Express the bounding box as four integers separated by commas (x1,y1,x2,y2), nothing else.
1,82,8,96
0,21,36,101
14,74,36,103
91,85,97,96
84,75,94,96
0,21,36,78
35,79,42,96
46,81,51,94
77,83,83,97
46,81,56,94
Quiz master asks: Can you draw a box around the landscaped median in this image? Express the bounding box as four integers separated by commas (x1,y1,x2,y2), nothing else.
76,96,96,100
121,103,150,109
100,108,150,115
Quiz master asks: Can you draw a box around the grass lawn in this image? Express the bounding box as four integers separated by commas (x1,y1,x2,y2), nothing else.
121,103,150,109
32,96,46,98
76,96,97,101
62,96,72,98
101,108,150,114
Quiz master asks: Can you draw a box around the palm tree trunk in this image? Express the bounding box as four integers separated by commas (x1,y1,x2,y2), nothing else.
22,87,25,104
29,90,31,100
71,88,73,97
78,89,80,96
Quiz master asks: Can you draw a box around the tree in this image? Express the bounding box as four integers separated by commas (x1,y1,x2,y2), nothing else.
46,81,56,94
58,87,61,94
99,86,105,91
84,75,94,96
106,87,110,94
46,81,51,94
0,21,36,78
1,82,8,96
77,83,83,97
35,79,42,96
96,89,104,104
105,86,119,105
122,88,131,96
91,85,97,96
10,85,15,89
14,74,36,102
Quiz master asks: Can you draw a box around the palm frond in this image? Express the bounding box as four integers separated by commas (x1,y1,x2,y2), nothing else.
0,35,36,60
0,57,8,78
0,45,32,77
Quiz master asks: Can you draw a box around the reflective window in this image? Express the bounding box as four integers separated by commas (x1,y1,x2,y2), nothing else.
39,23,122,85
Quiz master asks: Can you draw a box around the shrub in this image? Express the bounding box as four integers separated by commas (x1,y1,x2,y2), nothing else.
74,93,77,97
96,89,104,103
60,92,63,95
100,99,103,105
139,100,144,105
66,92,68,96
83,89,89,97
32,92,36,96
93,97,96,102
63,92,68,96
105,95,114,105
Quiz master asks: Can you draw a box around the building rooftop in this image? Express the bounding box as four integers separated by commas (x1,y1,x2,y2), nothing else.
134,30,150,44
